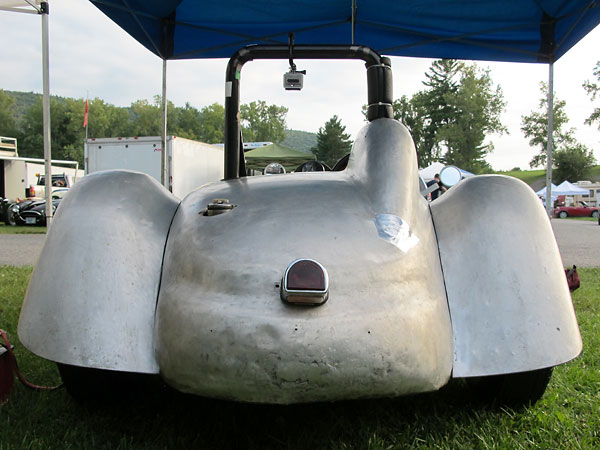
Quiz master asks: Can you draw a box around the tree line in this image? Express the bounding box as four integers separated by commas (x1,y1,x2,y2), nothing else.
0,93,288,167
1,58,598,181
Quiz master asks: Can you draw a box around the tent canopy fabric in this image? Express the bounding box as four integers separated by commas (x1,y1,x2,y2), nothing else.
244,143,316,172
90,0,600,63
536,183,558,197
419,161,474,181
553,180,589,195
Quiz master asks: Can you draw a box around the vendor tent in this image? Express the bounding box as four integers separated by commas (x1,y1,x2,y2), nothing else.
536,183,558,197
89,0,600,216
89,1,599,63
553,181,589,196
244,143,316,173
419,162,474,181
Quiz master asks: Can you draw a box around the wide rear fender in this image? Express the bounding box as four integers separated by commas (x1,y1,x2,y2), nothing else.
431,175,582,377
18,170,179,373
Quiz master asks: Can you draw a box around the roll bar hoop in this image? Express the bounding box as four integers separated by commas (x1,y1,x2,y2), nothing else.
224,45,393,179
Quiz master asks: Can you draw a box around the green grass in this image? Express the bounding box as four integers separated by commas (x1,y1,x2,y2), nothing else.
1,266,599,449
500,169,546,186
0,224,46,234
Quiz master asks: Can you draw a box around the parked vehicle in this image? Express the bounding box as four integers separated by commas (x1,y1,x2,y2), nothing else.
6,189,68,226
19,45,581,408
553,201,600,218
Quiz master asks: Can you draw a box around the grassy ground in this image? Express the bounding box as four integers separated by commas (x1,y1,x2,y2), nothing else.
0,224,46,234
500,169,546,186
1,266,599,449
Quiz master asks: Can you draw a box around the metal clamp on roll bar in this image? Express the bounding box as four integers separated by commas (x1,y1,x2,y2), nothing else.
223,44,394,180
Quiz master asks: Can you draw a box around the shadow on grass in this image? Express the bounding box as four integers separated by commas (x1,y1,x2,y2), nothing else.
2,377,504,450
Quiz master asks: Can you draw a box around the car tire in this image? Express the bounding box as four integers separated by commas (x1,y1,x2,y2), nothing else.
465,367,553,408
559,211,568,218
4,204,17,226
57,363,156,403
592,211,599,218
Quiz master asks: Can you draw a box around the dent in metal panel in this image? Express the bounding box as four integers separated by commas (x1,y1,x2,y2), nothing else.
18,170,179,373
431,175,582,377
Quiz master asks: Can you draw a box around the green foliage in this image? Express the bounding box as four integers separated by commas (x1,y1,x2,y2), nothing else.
311,115,352,167
583,61,600,130
521,83,577,168
281,129,317,153
437,64,507,173
392,59,506,172
197,103,224,144
553,143,596,183
2,266,600,448
0,90,18,138
240,100,288,143
2,91,289,167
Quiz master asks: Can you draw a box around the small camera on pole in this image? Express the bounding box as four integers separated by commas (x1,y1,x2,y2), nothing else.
284,33,306,91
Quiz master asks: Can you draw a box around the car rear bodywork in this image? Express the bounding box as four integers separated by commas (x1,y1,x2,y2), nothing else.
18,45,581,405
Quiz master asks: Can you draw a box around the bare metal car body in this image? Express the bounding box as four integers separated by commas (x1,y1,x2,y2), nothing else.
18,45,581,405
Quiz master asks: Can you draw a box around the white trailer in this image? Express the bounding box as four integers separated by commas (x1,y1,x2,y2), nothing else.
1,137,82,201
85,136,224,198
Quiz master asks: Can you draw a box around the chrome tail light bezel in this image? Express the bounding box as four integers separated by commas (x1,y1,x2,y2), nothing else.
280,258,329,306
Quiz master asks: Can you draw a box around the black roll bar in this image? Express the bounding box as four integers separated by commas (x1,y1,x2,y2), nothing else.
224,45,393,180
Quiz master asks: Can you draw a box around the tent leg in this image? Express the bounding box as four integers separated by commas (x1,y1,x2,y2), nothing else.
161,58,168,191
545,62,554,219
41,2,52,227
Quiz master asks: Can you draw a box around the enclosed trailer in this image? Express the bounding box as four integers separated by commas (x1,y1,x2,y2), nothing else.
85,136,224,198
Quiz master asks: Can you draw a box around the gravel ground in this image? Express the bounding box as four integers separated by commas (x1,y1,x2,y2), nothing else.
1,218,598,267
551,218,600,268
0,233,46,267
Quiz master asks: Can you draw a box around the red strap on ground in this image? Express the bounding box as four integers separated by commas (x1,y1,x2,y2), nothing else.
0,329,61,393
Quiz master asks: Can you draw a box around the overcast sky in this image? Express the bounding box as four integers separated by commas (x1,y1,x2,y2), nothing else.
1,0,598,171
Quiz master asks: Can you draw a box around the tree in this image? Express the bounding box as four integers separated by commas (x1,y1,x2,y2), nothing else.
0,90,18,138
391,59,506,172
197,103,225,144
311,115,352,167
583,61,600,130
553,143,596,183
436,64,506,172
240,100,288,142
521,83,576,168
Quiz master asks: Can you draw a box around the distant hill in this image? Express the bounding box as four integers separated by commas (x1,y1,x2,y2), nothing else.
4,90,41,123
500,166,600,190
282,129,317,154
3,90,71,124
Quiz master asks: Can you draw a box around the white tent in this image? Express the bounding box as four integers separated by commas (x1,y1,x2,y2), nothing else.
419,162,474,181
536,183,557,197
553,181,589,196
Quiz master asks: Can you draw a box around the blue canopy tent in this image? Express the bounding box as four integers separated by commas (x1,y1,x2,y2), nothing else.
89,1,599,62
89,0,600,214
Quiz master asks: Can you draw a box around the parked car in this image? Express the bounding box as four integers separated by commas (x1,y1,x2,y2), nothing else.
6,189,68,226
553,201,600,218
18,45,581,407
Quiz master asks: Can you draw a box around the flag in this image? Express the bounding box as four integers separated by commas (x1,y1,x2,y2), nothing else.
83,99,89,128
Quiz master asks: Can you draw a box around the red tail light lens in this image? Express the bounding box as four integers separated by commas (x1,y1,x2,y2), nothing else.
281,259,329,306
287,260,325,291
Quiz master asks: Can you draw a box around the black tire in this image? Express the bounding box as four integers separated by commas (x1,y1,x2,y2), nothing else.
4,204,17,226
559,211,568,218
465,367,553,408
592,210,599,218
57,363,156,403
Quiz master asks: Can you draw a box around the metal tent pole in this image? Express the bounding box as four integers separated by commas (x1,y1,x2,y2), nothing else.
41,1,52,227
161,58,168,190
545,63,554,219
